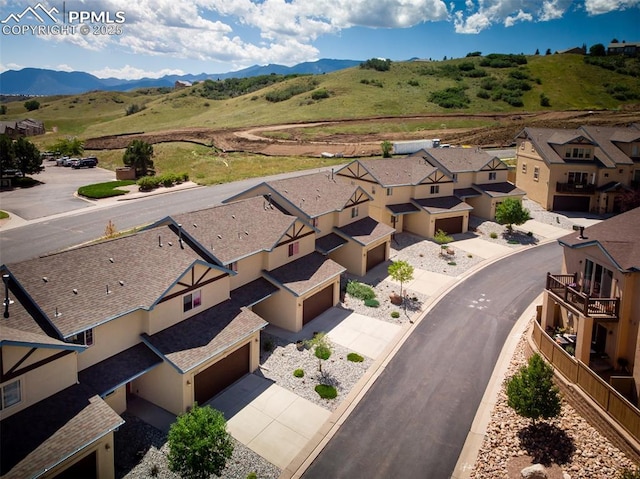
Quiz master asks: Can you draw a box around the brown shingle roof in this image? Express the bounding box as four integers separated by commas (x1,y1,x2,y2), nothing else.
0,384,123,479
316,233,348,254
339,157,443,187
4,225,216,338
335,217,394,246
264,172,370,218
558,207,640,271
580,125,635,166
171,196,299,265
142,297,267,373
473,182,526,198
417,148,499,173
412,196,474,214
263,253,345,296
520,127,590,165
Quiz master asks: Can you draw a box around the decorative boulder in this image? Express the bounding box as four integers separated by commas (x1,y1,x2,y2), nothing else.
521,464,547,479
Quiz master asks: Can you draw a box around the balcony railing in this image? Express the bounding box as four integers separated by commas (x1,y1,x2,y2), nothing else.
555,182,596,194
546,273,619,320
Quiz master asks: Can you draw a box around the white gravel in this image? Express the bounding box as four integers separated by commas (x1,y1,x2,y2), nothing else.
120,200,622,478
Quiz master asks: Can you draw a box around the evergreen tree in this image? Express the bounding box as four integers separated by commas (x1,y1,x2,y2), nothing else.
123,139,154,177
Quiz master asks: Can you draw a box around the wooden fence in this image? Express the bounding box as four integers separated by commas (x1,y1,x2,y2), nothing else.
531,320,640,442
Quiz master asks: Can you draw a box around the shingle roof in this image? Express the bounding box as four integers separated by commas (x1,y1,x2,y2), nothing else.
142,297,267,373
263,252,345,297
264,172,370,218
316,233,348,254
170,196,299,265
334,217,395,247
473,182,526,198
4,225,216,338
0,383,123,479
78,343,163,396
386,203,421,215
0,325,81,351
558,207,640,271
580,125,636,166
454,187,482,198
412,196,474,214
339,157,442,187
416,148,499,173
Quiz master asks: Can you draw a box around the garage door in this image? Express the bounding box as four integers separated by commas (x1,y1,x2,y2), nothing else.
435,216,463,235
54,452,96,479
194,343,250,405
366,243,387,271
552,195,590,212
303,284,334,325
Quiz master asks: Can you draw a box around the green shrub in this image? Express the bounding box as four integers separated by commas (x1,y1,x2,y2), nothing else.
619,467,640,479
448,261,457,266
137,176,161,191
293,368,304,378
125,103,145,115
311,89,330,100
159,173,175,187
364,298,380,308
347,353,364,363
490,232,498,239
247,473,258,479
315,384,338,399
391,311,400,319
540,93,551,107
346,281,376,301
428,86,470,109
315,345,332,360
407,79,420,87
265,79,318,102
263,338,274,352
360,58,391,71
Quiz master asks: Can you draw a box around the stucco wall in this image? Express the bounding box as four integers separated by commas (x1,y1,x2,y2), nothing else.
230,252,265,290
253,289,298,331
42,432,116,479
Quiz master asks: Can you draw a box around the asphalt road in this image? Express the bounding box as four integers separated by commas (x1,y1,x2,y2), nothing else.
302,241,562,478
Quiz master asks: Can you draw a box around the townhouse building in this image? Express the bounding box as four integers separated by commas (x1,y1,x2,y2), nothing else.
515,125,640,213
336,148,524,237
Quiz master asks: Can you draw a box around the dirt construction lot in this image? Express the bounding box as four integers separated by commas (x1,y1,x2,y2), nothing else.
84,108,640,157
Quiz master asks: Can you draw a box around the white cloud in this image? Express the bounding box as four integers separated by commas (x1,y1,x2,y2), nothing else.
453,0,573,34
90,65,185,80
584,0,640,15
0,62,24,73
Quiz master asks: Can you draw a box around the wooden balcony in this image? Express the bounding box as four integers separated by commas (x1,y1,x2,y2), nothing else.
555,182,596,194
546,273,619,321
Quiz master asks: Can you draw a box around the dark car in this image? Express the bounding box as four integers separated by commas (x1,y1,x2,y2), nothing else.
72,157,98,169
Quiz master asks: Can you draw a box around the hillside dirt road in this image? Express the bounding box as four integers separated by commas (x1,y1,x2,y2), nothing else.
84,108,640,157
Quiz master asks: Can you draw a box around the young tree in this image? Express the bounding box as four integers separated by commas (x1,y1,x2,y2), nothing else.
13,137,41,176
24,99,40,111
381,140,392,158
589,43,606,56
506,353,561,425
167,404,233,479
305,332,333,375
495,198,530,233
387,260,414,298
50,137,84,157
123,139,154,177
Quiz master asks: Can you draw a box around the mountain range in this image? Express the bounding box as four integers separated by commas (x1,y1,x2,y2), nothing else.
0,59,362,96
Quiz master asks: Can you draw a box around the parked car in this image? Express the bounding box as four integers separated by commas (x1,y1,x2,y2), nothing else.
72,157,98,169
56,156,69,166
63,158,79,167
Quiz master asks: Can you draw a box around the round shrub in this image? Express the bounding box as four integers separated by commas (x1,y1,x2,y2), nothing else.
137,176,160,191
347,353,364,363
315,384,338,399
490,232,498,239
346,281,376,301
364,298,380,308
293,368,304,378
391,311,400,319
315,345,331,360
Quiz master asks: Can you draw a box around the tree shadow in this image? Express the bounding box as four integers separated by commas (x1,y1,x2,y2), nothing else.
517,422,575,466
502,229,539,245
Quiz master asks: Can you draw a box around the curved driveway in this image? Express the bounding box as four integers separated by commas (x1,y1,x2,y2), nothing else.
303,241,562,478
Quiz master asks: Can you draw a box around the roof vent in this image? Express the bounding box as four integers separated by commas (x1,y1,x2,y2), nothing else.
106,285,111,295
109,258,114,263
231,215,236,219
54,307,61,318
168,241,173,246
119,280,124,286
42,276,48,283
193,223,197,228
3,274,11,319
73,288,78,294
217,234,222,239
159,235,163,247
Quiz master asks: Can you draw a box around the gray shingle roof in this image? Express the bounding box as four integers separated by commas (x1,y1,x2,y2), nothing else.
142,297,267,373
316,233,348,254
334,217,395,246
264,172,371,218
581,125,636,166
338,157,443,187
4,225,216,338
0,383,123,479
558,207,640,272
171,196,299,265
412,196,474,214
473,182,526,198
386,203,421,215
416,148,500,173
263,252,345,297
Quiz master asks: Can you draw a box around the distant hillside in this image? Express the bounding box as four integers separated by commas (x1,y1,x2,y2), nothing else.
0,59,362,96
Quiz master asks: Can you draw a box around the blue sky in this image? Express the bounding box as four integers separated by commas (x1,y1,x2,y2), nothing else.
0,0,638,80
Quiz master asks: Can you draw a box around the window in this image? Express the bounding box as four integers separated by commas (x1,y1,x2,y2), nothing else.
351,206,359,218
288,241,299,257
69,329,94,346
583,259,613,298
565,147,592,159
311,217,319,228
0,380,21,410
567,171,588,184
452,173,457,181
522,163,527,174
489,172,497,181
183,290,202,313
230,262,238,272
533,167,540,181
430,185,439,194
386,188,393,196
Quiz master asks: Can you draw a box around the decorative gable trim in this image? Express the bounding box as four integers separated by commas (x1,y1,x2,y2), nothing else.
276,221,315,247
158,266,227,304
421,170,452,184
480,157,508,171
0,348,74,383
336,162,377,184
345,189,370,208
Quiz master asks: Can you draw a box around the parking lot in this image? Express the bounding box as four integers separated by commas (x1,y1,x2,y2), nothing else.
0,160,116,220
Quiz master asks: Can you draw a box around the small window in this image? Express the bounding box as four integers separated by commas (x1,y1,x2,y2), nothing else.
452,173,457,181
489,172,497,181
351,206,359,218
230,262,238,272
533,167,540,181
430,185,439,194
1,380,21,410
521,163,527,174
183,290,202,313
288,241,299,257
604,173,609,178
311,218,319,227
69,329,94,346
386,188,393,196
